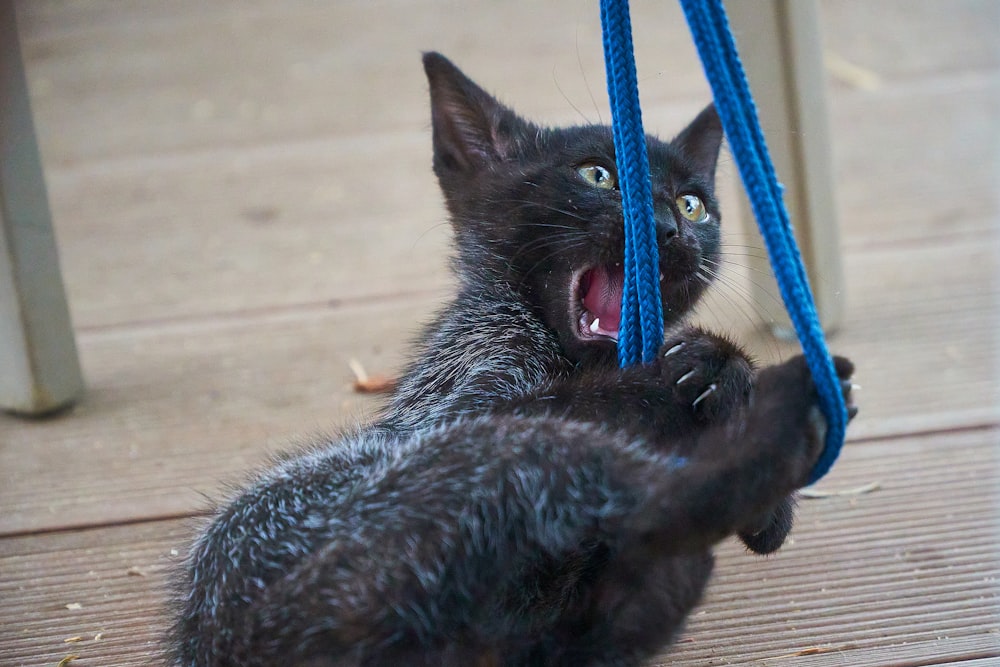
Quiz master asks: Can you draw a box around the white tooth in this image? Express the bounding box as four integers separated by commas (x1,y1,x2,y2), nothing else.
590,318,602,334
660,272,665,281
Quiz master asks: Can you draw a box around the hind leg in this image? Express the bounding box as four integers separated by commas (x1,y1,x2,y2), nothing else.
593,551,714,663
532,551,714,667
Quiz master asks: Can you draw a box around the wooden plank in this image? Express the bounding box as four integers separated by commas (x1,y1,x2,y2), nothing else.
0,0,83,414
9,0,993,332
0,430,996,666
44,133,454,330
16,0,993,168
827,79,999,252
0,294,430,536
1,230,996,535
819,0,1000,83
14,0,703,167
676,637,1000,667
660,427,1000,665
0,519,188,667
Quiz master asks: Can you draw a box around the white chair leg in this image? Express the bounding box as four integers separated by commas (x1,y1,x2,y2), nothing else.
725,0,845,335
0,0,84,415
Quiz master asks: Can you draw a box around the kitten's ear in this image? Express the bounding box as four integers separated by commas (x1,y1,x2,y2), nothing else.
423,52,530,173
672,104,724,183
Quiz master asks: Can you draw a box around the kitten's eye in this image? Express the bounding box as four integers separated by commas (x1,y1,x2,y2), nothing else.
577,163,616,190
676,194,708,223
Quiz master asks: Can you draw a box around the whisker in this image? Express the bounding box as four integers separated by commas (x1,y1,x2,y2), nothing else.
576,23,603,125
713,258,777,276
693,279,729,332
552,64,592,126
516,242,589,292
508,233,590,266
702,259,788,316
700,265,787,333
718,232,775,240
716,244,846,296
717,247,771,260
705,255,788,286
517,222,587,232
718,242,771,250
494,199,591,223
411,220,452,249
702,270,778,336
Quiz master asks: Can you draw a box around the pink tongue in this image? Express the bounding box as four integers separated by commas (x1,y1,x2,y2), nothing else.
582,265,623,331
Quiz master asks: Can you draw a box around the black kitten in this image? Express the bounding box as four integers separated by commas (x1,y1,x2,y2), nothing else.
168,52,856,667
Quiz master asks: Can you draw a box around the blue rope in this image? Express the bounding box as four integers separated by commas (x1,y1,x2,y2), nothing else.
600,0,848,483
600,0,663,366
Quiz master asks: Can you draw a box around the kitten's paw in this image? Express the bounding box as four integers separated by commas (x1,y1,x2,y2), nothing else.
739,496,796,554
659,327,754,423
751,355,857,488
719,356,854,554
797,356,859,456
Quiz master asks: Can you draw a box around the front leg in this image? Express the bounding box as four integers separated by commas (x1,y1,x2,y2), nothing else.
736,355,857,553
629,354,857,554
500,325,755,442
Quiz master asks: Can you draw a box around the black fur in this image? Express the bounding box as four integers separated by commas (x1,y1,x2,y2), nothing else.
167,52,856,666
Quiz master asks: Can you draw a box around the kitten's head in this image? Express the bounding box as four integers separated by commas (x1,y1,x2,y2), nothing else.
423,52,724,365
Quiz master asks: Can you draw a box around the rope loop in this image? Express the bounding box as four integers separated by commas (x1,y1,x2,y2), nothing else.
600,0,848,483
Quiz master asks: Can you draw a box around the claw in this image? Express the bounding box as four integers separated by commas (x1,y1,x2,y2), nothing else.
663,342,685,357
692,384,717,409
676,369,697,386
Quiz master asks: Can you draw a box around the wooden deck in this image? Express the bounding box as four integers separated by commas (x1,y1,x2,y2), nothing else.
1,1,998,665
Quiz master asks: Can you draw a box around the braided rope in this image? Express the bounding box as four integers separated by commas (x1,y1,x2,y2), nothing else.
601,0,848,483
600,0,664,366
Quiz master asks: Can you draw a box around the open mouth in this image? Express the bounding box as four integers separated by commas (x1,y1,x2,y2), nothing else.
574,264,624,342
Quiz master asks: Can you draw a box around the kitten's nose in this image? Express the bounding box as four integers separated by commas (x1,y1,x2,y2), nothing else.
653,200,678,242
658,215,678,242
